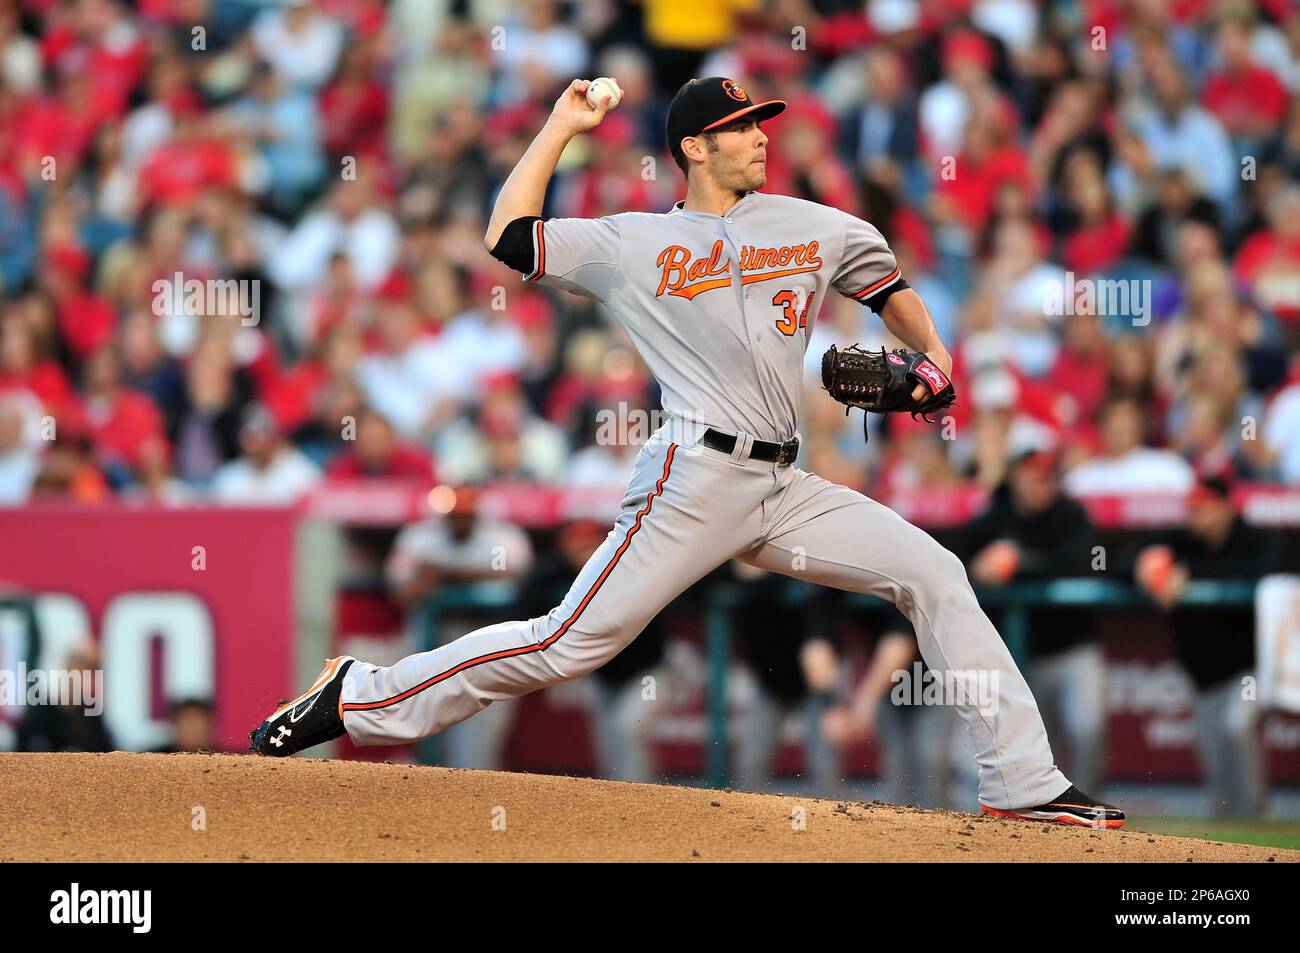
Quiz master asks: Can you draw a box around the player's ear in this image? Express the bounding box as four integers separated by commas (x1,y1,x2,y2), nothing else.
680,135,706,165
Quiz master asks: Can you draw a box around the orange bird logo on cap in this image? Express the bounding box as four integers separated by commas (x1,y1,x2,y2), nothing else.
722,79,747,101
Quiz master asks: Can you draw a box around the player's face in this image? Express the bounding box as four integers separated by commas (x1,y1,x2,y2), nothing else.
703,118,768,192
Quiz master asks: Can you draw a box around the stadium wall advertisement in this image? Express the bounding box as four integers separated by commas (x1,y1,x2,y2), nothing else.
0,505,296,752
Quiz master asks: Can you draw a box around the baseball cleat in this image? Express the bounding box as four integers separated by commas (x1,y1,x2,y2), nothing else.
248,656,355,757
980,784,1126,829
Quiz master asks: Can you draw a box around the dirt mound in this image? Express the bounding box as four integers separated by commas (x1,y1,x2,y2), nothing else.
0,752,1293,862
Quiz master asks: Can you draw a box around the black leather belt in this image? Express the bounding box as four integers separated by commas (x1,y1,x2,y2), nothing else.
700,428,800,465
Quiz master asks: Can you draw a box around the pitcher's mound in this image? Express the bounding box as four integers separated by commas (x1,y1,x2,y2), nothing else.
0,752,1292,862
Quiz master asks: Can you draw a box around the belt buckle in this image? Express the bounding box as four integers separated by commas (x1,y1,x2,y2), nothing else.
776,438,799,466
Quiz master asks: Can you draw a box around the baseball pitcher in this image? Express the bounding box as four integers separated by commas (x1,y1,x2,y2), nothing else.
250,77,1124,828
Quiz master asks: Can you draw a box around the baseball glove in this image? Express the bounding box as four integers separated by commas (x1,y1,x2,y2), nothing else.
821,344,956,430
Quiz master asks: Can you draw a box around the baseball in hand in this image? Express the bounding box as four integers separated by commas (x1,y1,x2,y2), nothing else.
586,77,622,110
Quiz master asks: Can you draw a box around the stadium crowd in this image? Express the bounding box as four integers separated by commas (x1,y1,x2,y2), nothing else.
0,0,1298,507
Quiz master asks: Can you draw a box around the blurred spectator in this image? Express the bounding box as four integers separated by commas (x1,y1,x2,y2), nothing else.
210,403,321,504
118,309,184,423
1060,154,1131,276
972,218,1064,378
1064,398,1195,494
1134,476,1281,816
125,435,193,505
1123,55,1235,208
290,372,365,468
1233,184,1300,327
168,338,250,485
269,175,400,293
230,61,327,218
0,305,72,412
387,485,534,606
874,417,961,499
319,38,389,163
390,18,490,165
1130,167,1220,270
919,28,999,163
1049,313,1108,447
438,275,528,390
153,698,217,754
16,640,112,753
31,414,108,501
932,93,1033,240
386,485,533,770
353,297,465,441
436,373,568,483
136,106,237,211
641,0,756,95
1202,13,1290,144
494,2,589,103
0,1,39,94
326,407,435,482
79,343,168,488
838,47,919,183
250,0,345,91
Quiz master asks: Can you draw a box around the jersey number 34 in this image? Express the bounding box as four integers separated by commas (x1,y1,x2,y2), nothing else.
772,290,816,337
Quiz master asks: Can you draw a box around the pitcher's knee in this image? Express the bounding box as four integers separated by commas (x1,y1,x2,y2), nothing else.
533,611,640,682
900,546,971,603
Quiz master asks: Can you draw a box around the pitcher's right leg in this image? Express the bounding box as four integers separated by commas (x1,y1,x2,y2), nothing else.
336,438,762,747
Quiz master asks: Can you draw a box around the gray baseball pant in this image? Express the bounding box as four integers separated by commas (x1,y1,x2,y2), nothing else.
339,417,1070,810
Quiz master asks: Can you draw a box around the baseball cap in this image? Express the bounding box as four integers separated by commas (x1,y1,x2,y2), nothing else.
666,77,786,161
1187,474,1233,507
1012,448,1059,477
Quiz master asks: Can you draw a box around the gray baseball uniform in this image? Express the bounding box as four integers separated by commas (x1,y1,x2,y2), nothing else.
338,191,1070,810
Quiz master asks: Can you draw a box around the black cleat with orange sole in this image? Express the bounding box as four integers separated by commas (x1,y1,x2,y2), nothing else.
981,784,1126,829
249,657,355,757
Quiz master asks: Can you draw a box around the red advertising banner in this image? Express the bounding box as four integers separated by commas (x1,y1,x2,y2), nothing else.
0,504,296,752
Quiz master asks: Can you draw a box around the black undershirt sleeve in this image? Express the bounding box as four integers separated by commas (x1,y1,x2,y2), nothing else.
488,215,542,275
860,277,910,314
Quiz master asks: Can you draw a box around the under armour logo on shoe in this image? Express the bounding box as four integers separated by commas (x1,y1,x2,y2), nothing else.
270,726,293,748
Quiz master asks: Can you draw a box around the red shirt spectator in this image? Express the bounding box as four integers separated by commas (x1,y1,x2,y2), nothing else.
0,313,73,412
1203,64,1289,138
83,389,167,472
0,362,71,412
57,293,117,362
1063,211,1131,275
138,125,237,208
1234,215,1300,325
326,409,435,481
937,145,1033,233
264,362,328,435
76,346,170,473
319,51,390,160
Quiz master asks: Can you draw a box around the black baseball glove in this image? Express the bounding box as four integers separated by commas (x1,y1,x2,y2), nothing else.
821,345,956,435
